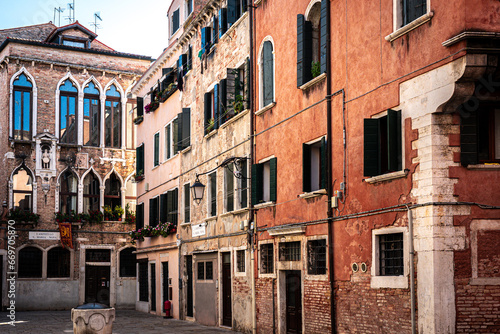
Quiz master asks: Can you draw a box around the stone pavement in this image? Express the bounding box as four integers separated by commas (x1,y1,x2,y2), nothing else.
0,309,243,334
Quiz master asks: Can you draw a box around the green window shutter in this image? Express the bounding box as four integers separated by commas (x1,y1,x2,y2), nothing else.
219,79,227,123
227,68,237,115
188,45,192,71
166,124,171,159
136,144,144,176
320,0,328,73
227,0,237,26
166,191,173,223
172,188,178,225
387,109,402,172
270,157,277,202
176,112,183,153
244,58,250,110
320,137,327,189
201,27,207,54
137,97,144,117
214,84,220,129
364,118,380,177
297,14,313,87
303,143,311,192
262,42,274,106
460,111,478,166
154,133,160,166
212,16,219,43
173,117,180,155
136,203,144,230
251,163,263,205
204,92,211,132
182,108,191,149
149,197,158,227
160,194,167,223
240,162,248,209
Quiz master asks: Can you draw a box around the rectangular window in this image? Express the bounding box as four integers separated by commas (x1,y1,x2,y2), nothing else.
149,197,159,227
165,124,171,160
303,138,326,192
307,239,327,275
379,233,404,276
227,0,247,28
363,109,402,177
201,26,212,54
177,108,191,151
160,188,178,226
136,203,144,230
136,144,144,178
184,183,190,223
251,158,277,205
402,0,427,26
208,172,217,217
62,39,86,48
186,0,193,16
279,241,301,261
139,260,148,302
236,250,245,273
260,243,274,274
224,164,234,212
197,261,205,280
204,88,217,134
154,132,160,167
171,8,180,35
197,261,213,280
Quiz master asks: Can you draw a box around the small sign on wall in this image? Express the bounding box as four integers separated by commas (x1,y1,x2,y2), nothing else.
29,232,60,240
192,223,206,237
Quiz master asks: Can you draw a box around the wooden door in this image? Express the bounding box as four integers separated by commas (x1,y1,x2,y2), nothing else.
186,255,193,317
286,271,302,334
85,265,110,305
222,252,232,327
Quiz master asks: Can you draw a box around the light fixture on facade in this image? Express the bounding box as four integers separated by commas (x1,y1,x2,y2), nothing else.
191,175,205,204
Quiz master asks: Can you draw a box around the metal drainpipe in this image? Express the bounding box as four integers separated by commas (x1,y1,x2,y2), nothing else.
325,0,336,332
249,3,257,334
407,206,416,334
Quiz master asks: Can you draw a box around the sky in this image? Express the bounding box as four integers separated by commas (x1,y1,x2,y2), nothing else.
0,0,173,59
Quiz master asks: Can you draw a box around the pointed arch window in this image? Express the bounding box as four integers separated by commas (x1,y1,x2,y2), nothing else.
83,172,100,213
84,82,100,147
260,41,274,108
13,167,33,212
60,170,78,214
13,73,33,141
60,80,78,144
104,173,122,209
105,85,121,148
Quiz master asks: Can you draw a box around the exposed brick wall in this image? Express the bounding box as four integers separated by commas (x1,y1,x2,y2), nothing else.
256,277,276,334
336,274,412,334
303,279,331,333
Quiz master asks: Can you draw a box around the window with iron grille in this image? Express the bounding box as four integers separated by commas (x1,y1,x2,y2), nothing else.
197,261,205,280
307,239,327,275
260,243,274,274
86,249,111,263
197,261,213,280
138,261,148,302
47,247,70,278
236,250,245,273
379,233,404,276
18,246,42,278
279,241,301,261
119,247,136,277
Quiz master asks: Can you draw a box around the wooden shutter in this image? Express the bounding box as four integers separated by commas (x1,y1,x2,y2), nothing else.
136,203,144,230
160,194,167,223
201,27,207,54
166,191,173,223
303,143,311,192
173,117,179,155
154,133,160,166
404,0,426,25
172,188,178,225
320,0,328,73
460,111,478,166
387,109,402,172
204,92,211,131
176,112,183,152
149,197,158,227
219,79,227,122
240,162,248,208
214,84,220,129
297,14,313,87
212,16,218,44
227,68,237,114
219,8,227,37
263,42,274,106
173,9,179,31
137,97,144,117
251,163,263,205
270,157,277,202
320,137,327,189
188,45,192,71
182,108,191,149
244,57,250,110
227,0,237,26
364,118,380,177
166,124,171,159
136,144,144,175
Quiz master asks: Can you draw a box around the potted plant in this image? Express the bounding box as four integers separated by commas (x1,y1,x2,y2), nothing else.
8,208,40,224
103,205,114,221
125,203,136,224
206,118,215,133
113,205,124,221
233,95,244,113
311,61,321,79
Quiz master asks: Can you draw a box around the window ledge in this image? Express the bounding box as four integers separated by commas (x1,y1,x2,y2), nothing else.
152,164,160,171
180,146,192,154
254,201,275,210
205,216,217,222
255,102,276,116
385,11,434,42
180,222,191,227
58,143,80,148
204,129,218,139
371,275,408,289
220,109,250,129
10,139,34,145
365,170,408,184
299,189,327,199
299,73,326,91
220,12,249,41
221,208,249,218
470,277,500,286
467,163,500,170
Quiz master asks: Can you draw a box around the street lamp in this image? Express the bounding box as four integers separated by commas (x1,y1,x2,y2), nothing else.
190,175,205,204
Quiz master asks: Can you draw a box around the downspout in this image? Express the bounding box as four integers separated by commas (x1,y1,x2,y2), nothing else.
249,3,257,334
325,0,336,333
407,206,416,334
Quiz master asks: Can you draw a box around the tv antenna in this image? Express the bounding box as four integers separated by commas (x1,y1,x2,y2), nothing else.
65,1,75,24
90,12,102,33
54,7,65,26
